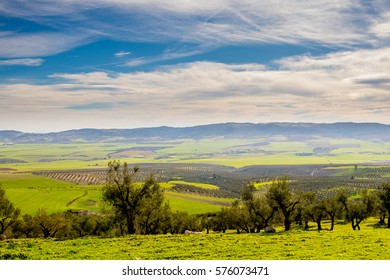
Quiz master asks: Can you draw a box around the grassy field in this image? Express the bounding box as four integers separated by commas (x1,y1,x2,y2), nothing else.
165,191,231,214
1,219,389,260
0,173,230,215
0,173,103,214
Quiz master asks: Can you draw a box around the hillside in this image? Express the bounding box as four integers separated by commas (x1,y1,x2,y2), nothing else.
1,122,389,143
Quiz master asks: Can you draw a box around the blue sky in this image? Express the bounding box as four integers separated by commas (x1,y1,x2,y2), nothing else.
0,0,389,132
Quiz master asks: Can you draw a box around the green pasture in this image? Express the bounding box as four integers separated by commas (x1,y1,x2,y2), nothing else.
0,173,230,215
1,218,389,260
0,173,103,214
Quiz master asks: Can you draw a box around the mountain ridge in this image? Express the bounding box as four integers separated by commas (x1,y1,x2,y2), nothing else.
1,122,389,143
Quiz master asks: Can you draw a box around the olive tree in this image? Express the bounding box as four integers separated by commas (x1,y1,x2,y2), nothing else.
322,192,344,231
34,208,70,238
342,190,377,230
266,177,300,231
241,183,276,232
0,185,21,235
102,161,167,234
378,183,390,228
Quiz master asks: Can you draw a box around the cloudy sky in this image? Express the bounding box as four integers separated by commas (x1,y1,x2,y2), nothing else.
0,0,389,132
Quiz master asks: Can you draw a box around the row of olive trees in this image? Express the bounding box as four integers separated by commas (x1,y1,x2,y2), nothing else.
219,177,390,232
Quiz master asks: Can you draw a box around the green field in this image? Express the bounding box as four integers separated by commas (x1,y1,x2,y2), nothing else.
0,173,102,214
0,173,230,215
1,219,389,260
1,138,390,171
168,180,219,190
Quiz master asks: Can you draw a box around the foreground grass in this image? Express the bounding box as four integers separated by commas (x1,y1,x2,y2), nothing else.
1,221,389,260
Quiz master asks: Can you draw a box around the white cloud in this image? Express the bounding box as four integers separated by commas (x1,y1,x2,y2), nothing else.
0,32,94,58
114,51,131,58
0,58,43,66
370,12,390,39
1,47,389,131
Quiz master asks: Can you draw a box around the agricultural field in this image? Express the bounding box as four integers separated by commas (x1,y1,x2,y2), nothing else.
1,219,389,260
1,137,390,172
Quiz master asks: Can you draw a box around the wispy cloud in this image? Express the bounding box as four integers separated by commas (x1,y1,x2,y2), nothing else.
0,58,43,66
67,102,114,110
0,0,388,60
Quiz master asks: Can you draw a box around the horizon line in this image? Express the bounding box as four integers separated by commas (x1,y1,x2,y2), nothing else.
2,121,390,134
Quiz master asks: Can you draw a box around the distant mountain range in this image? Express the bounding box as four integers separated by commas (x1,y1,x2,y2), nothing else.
1,122,390,143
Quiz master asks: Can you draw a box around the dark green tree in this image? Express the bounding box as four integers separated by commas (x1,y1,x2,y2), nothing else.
378,183,390,228
344,190,377,230
298,191,316,230
322,192,344,230
168,211,190,234
136,175,167,235
307,200,327,231
11,214,37,238
241,183,275,232
266,177,300,231
0,185,21,235
34,209,70,238
213,207,231,233
102,161,167,234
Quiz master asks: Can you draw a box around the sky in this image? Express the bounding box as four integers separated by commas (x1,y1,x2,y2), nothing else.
0,0,389,132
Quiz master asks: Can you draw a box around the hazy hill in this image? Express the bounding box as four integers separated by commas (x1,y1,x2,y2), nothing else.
1,122,389,143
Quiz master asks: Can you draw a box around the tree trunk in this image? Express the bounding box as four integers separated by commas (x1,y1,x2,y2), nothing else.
330,216,335,231
284,218,291,231
304,220,309,230
316,220,322,231
379,214,385,225
126,212,136,234
387,215,390,229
